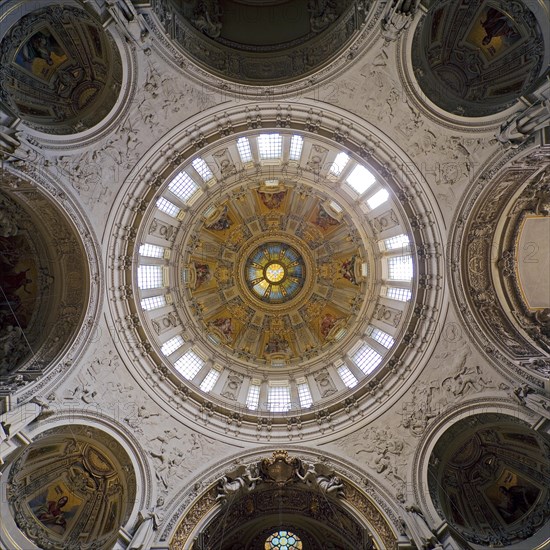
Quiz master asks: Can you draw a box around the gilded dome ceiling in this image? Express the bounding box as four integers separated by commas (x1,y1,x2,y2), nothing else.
182,182,370,365
131,129,422,414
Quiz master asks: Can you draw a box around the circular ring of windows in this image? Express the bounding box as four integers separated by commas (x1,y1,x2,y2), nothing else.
134,131,420,414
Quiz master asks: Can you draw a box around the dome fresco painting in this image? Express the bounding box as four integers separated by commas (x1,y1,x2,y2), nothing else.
0,0,549,549
148,0,367,83
132,131,424,412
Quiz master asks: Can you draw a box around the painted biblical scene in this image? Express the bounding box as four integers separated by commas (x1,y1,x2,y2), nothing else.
257,190,287,211
15,28,68,82
466,6,521,60
309,202,342,233
485,470,539,524
28,481,82,536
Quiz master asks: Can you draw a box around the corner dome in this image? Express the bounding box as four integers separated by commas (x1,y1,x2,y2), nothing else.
411,0,547,117
0,182,90,385
149,0,369,84
0,5,123,134
7,426,137,550
428,414,550,547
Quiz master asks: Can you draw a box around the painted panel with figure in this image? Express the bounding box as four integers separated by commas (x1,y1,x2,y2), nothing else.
28,481,83,536
15,27,69,82
485,470,540,524
466,6,521,60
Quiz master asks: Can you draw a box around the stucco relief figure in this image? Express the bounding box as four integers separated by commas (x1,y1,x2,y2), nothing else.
441,363,495,398
192,0,222,38
513,384,550,420
381,0,420,41
216,464,262,501
125,404,160,431
401,381,440,436
352,427,407,484
297,462,345,498
128,504,162,550
497,98,550,145
400,503,440,549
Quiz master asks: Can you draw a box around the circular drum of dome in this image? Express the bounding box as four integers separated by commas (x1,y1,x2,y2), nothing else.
132,130,421,414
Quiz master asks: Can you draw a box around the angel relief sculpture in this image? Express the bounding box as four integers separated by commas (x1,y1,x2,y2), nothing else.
215,464,262,501
296,462,345,498
215,451,346,503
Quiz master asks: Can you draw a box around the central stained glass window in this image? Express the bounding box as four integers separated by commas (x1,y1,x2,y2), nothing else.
265,263,285,283
265,530,302,549
245,242,305,303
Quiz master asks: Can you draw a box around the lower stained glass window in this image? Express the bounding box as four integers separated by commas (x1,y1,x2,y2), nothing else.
265,530,302,549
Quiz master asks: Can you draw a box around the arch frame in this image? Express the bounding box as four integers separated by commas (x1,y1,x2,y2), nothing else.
160,446,404,549
0,163,103,402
